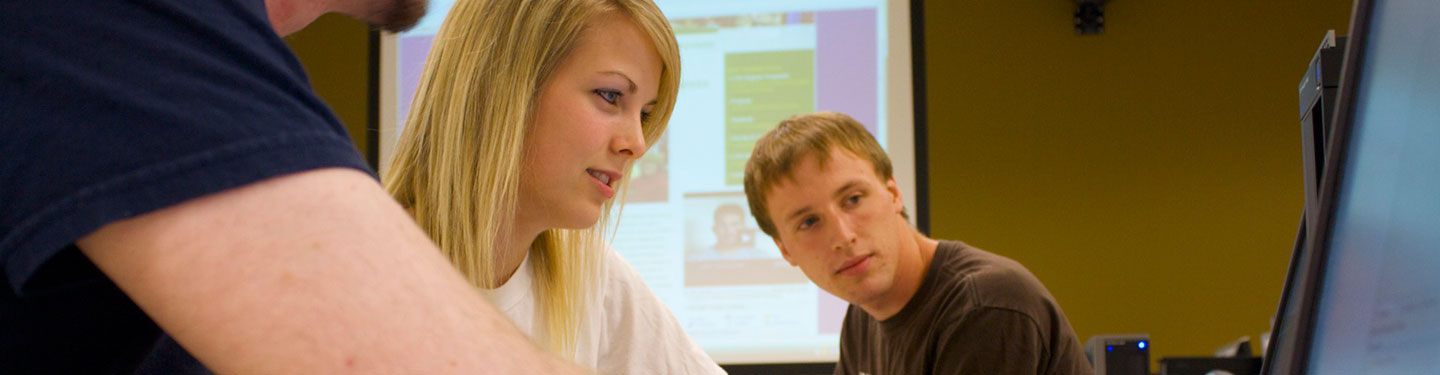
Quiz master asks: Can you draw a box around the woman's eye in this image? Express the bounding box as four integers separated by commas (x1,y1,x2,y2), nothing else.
595,89,621,104
845,194,862,206
640,110,652,122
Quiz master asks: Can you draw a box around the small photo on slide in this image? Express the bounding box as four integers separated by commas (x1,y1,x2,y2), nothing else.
682,192,807,286
626,134,669,203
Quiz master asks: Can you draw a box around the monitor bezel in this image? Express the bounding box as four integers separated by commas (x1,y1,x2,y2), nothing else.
1259,216,1307,375
1283,0,1376,373
1260,28,1344,375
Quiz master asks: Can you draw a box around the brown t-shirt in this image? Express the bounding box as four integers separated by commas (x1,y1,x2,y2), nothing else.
835,241,1092,375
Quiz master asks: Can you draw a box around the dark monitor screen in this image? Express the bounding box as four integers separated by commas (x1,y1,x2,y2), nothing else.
1297,0,1440,374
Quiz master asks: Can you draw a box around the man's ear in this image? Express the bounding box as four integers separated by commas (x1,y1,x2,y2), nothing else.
886,177,903,213
775,237,798,267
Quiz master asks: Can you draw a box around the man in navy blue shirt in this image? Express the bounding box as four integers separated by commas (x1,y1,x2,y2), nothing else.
0,0,582,373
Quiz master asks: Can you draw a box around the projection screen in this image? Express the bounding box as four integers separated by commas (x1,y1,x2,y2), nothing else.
378,0,918,364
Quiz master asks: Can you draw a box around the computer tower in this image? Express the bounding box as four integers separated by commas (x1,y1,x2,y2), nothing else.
1296,30,1345,230
1086,334,1150,375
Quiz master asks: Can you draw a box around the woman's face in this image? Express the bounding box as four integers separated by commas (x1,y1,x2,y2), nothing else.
518,13,662,230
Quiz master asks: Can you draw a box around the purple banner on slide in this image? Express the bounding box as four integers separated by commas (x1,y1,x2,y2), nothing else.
397,34,436,133
818,288,848,334
815,9,879,136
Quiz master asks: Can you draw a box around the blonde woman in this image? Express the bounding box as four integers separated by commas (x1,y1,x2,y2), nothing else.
384,0,723,373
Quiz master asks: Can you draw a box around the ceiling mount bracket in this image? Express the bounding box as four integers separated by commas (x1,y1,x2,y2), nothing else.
1074,0,1108,35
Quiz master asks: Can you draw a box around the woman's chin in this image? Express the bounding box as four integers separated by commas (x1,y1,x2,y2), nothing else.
554,208,602,230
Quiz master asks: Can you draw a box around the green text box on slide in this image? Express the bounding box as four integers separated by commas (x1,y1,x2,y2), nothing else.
725,50,814,185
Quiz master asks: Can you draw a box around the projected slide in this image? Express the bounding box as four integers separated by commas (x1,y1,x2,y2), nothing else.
384,0,911,364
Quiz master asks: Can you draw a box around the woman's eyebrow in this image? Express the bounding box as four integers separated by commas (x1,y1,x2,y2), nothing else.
596,70,636,93
597,70,657,106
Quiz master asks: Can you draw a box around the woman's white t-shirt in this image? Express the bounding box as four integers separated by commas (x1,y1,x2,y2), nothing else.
490,247,726,374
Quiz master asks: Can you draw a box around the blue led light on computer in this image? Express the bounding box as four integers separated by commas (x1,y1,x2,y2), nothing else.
1138,341,1148,349
1106,346,1113,352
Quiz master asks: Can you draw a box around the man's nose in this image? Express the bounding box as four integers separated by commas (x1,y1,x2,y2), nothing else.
831,213,858,252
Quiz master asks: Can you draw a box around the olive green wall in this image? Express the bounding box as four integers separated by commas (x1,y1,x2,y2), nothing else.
921,0,1352,368
287,1,1357,369
284,14,372,157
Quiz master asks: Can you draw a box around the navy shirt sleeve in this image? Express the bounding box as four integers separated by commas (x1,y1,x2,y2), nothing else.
0,0,371,292
1,0,370,373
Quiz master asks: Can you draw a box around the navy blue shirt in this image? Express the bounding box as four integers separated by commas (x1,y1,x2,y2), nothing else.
1,0,372,373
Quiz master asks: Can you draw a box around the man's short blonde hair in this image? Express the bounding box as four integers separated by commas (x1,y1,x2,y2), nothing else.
743,112,893,238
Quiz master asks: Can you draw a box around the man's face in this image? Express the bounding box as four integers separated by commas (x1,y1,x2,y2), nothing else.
764,148,909,307
364,0,428,32
267,0,426,35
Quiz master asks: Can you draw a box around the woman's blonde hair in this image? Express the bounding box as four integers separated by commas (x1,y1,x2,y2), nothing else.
382,0,680,358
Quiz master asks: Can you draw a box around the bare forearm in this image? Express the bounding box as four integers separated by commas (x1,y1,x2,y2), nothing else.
79,168,583,374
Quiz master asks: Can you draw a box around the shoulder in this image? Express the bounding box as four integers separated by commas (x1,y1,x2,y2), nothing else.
2,0,356,291
589,243,672,324
930,241,1060,320
592,245,674,321
597,245,647,295
590,245,724,374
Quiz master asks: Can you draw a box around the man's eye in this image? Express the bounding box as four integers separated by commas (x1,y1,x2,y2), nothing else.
798,216,818,230
595,89,621,104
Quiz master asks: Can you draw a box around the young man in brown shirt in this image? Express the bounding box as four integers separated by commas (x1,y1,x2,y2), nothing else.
742,112,1093,375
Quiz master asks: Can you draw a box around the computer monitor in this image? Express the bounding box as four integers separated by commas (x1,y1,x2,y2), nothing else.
1270,0,1440,373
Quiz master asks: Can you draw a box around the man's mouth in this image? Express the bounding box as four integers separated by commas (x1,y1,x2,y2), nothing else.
835,254,873,275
